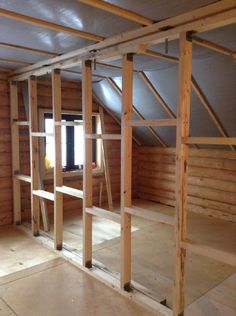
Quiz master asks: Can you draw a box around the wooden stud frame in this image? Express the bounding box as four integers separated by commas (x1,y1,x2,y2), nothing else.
82,60,93,268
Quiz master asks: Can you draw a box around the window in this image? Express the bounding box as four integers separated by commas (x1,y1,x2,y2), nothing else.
44,113,98,172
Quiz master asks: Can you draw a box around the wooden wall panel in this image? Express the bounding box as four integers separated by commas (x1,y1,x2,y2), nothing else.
136,147,236,222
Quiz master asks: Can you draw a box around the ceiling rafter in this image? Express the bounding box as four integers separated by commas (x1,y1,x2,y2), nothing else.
0,42,58,57
79,0,154,25
0,8,104,42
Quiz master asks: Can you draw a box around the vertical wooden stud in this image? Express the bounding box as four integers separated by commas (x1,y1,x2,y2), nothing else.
52,69,63,250
10,81,21,225
98,106,113,210
120,53,133,291
82,60,93,268
173,32,192,316
28,76,40,236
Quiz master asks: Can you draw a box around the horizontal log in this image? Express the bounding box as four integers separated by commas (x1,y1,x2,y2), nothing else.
183,137,236,145
126,119,177,127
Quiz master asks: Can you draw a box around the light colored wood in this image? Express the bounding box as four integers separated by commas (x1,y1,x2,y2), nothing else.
52,69,63,250
29,76,40,236
10,1,236,80
56,186,83,199
85,133,121,140
10,81,21,225
191,76,235,151
120,54,133,291
0,8,104,42
139,72,176,118
0,41,58,57
54,121,83,126
126,118,177,127
173,32,192,316
0,58,31,66
99,181,103,208
82,60,93,268
124,206,174,226
15,174,31,183
31,132,54,137
32,190,55,201
143,49,179,63
79,0,153,25
107,77,167,147
181,239,236,266
13,120,29,126
183,137,236,145
192,36,235,57
99,106,113,210
93,92,141,146
86,206,120,224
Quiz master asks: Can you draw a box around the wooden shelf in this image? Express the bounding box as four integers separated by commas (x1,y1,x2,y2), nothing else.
56,185,83,199
124,206,174,226
86,206,120,224
15,174,31,183
32,190,55,201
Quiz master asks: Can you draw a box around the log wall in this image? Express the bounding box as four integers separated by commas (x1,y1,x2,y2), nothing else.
136,147,236,222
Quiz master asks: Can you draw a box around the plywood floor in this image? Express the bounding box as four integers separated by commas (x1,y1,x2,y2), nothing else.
44,198,236,312
0,227,153,316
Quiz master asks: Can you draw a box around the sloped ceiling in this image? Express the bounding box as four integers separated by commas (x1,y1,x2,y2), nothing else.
0,1,235,147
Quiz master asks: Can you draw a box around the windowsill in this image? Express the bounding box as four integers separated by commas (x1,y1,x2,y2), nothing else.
43,168,104,181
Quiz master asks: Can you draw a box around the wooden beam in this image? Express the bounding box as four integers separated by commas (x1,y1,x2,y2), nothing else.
79,0,154,25
0,8,104,42
92,92,141,146
85,133,121,140
10,1,236,80
143,49,179,63
183,136,236,145
99,106,113,210
10,81,21,225
107,77,167,147
0,58,31,66
126,118,177,127
32,190,55,201
52,69,63,250
28,76,40,236
56,186,83,199
124,206,174,226
191,76,235,151
139,71,176,118
15,174,31,183
0,41,58,57
86,206,120,224
192,36,235,58
173,32,192,316
82,60,93,268
120,53,133,291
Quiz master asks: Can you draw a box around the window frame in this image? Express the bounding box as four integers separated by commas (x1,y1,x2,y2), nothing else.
39,108,103,180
